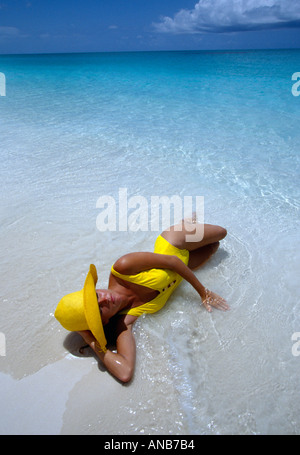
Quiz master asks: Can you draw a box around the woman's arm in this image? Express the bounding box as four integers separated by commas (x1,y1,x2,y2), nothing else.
114,252,229,311
77,319,136,383
113,252,184,275
114,252,206,295
161,255,229,311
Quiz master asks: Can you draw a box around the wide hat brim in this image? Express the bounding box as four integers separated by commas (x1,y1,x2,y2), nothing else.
83,264,107,352
55,264,107,353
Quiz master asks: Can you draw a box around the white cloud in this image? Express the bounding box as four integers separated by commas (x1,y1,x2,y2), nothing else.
0,26,20,37
153,0,300,34
0,26,29,41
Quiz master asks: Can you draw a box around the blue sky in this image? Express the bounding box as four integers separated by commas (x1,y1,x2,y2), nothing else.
0,0,300,54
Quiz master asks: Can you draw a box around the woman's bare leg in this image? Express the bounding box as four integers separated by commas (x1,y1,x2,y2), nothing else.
161,220,227,270
187,241,220,270
161,221,227,251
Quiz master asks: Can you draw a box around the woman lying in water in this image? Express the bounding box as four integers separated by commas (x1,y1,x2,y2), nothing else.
55,219,229,383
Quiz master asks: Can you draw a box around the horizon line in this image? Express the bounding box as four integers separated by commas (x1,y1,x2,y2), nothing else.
0,46,300,57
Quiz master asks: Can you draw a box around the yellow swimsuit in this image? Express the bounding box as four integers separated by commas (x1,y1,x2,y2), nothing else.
110,235,189,317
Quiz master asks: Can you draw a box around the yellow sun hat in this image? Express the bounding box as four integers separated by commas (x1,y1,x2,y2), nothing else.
54,264,107,352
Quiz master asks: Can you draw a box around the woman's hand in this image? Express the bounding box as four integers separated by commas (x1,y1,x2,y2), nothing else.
202,289,229,312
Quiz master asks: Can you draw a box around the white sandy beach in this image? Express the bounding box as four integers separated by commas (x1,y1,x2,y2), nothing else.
1,221,299,435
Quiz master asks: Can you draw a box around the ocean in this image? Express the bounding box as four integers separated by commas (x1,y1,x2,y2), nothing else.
0,50,299,435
